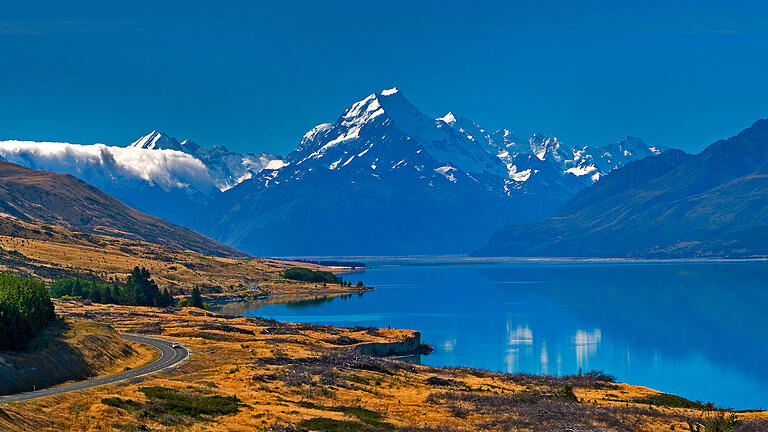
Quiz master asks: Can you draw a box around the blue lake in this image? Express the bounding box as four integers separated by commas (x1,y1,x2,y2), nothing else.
239,259,768,410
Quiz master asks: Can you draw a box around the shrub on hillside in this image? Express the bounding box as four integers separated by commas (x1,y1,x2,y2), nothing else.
0,273,56,350
283,267,341,284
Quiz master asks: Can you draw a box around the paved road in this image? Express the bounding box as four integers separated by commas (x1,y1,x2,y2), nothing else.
0,334,189,404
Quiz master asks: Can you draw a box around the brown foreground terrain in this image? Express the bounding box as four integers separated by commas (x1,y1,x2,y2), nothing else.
0,301,765,432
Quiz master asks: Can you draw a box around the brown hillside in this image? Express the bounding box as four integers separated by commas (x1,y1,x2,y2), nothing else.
0,161,244,258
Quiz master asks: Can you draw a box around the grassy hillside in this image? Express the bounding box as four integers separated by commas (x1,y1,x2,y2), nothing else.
0,161,243,258
0,216,364,299
0,318,151,396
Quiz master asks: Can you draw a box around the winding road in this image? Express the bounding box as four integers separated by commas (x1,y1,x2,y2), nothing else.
0,334,189,404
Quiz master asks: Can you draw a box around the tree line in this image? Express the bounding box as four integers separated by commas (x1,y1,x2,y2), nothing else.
50,266,174,308
282,267,365,287
0,273,56,350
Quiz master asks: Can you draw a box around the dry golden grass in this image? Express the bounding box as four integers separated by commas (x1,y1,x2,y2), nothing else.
0,216,367,299
0,301,763,432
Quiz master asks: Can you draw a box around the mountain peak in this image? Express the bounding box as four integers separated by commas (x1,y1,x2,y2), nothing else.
334,87,429,139
129,130,181,150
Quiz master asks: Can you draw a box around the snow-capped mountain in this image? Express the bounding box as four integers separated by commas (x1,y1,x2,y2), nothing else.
202,88,668,256
272,88,506,187
129,131,286,191
440,113,666,185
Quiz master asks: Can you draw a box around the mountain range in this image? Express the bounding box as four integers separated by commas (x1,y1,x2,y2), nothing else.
0,88,667,256
476,119,768,258
203,88,665,255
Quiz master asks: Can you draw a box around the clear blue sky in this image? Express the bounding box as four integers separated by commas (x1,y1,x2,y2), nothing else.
1,0,767,155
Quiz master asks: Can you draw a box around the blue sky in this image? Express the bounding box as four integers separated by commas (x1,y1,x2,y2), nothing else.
1,0,767,155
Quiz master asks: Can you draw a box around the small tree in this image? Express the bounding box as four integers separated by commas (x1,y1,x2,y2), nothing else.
190,287,204,309
90,287,102,303
111,284,122,304
102,285,114,304
162,288,174,307
125,266,163,306
71,279,83,298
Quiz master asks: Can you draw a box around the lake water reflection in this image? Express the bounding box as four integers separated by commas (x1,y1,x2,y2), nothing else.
239,259,768,409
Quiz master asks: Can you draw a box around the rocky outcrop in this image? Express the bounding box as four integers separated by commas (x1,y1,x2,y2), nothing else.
354,332,429,357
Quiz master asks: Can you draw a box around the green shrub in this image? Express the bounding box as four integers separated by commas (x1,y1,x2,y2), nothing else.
102,387,241,424
102,397,143,411
0,273,55,350
138,386,241,417
635,393,713,410
283,267,341,284
297,417,385,432
296,401,385,425
559,384,578,402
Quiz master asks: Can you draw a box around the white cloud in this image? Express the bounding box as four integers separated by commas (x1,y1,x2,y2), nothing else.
0,140,218,194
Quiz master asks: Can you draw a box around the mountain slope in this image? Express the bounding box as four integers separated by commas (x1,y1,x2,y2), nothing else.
203,88,666,256
0,161,244,258
475,119,768,258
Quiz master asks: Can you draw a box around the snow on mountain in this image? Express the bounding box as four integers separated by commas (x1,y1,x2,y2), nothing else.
129,131,286,191
438,114,666,186
268,88,510,194
129,130,185,151
568,137,667,182
0,87,670,257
